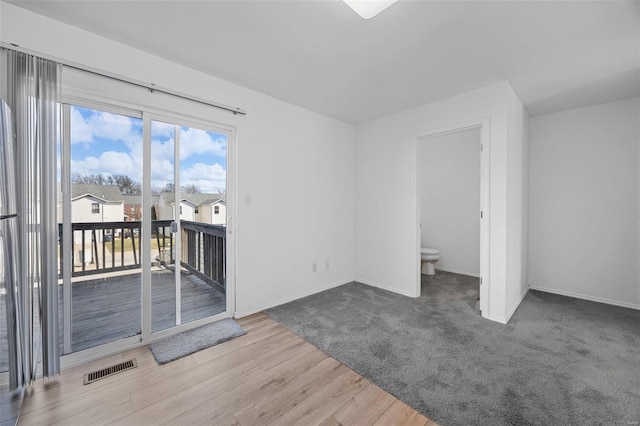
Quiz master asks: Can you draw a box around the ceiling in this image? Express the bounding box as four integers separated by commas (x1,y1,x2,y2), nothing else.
8,0,640,124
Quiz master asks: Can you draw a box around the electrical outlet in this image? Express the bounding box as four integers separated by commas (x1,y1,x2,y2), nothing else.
312,262,318,272
325,261,330,270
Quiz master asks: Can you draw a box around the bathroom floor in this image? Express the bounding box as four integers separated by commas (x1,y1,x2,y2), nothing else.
422,270,481,314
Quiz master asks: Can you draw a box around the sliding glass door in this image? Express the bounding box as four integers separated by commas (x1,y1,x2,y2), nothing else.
59,102,232,357
61,103,144,354
149,117,228,333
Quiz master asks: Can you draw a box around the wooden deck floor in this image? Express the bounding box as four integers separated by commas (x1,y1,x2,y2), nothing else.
65,268,226,353
18,314,438,426
1,268,225,374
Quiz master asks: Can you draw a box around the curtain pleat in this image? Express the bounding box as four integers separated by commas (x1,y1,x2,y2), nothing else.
1,48,61,387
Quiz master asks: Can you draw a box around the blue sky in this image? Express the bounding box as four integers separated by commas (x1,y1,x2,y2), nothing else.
70,106,227,193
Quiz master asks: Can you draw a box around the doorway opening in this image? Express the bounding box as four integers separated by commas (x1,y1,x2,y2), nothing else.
415,119,490,318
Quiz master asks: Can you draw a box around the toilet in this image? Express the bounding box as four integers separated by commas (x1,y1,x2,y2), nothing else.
420,247,440,275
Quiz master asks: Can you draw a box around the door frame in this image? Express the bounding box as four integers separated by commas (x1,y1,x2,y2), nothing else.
58,98,237,368
141,111,236,341
59,97,145,357
415,117,491,318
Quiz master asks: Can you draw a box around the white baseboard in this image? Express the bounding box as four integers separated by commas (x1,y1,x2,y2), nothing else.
528,285,640,311
485,314,508,324
434,266,480,278
355,278,418,298
505,287,529,323
234,279,352,318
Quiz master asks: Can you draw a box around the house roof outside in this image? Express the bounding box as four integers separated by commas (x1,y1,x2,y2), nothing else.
121,194,141,206
70,191,162,206
71,184,124,202
160,192,226,206
202,199,226,206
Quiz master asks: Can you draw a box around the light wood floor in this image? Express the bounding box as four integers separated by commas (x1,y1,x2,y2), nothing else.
18,313,438,426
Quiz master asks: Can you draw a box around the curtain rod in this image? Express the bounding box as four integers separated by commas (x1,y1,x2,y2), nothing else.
1,43,247,116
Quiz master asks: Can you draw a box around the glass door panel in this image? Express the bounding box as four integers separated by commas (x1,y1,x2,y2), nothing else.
58,105,231,356
150,120,177,332
66,105,143,353
178,125,227,324
150,118,228,332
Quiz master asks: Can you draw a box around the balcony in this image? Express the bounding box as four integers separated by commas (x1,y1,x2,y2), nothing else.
62,220,225,285
0,219,227,373
58,220,226,354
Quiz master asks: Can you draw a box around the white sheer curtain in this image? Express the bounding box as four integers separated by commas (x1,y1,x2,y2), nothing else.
1,48,61,388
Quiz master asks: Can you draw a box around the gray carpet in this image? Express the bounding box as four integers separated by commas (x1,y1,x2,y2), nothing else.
266,272,640,426
150,318,245,365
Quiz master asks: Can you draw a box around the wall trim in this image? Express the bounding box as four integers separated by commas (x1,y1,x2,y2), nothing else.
434,267,480,278
505,287,529,323
486,314,508,324
356,278,418,298
234,279,352,318
528,285,640,311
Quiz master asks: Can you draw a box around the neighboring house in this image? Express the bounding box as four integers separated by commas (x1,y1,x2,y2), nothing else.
71,184,124,224
157,192,226,225
178,199,197,221
122,194,160,221
69,184,124,262
122,195,142,222
199,199,226,225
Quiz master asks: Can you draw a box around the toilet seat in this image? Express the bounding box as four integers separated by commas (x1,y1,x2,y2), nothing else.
420,248,439,256
420,247,440,275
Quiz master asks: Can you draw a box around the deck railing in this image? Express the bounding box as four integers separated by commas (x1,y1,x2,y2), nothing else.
180,221,226,289
58,220,226,289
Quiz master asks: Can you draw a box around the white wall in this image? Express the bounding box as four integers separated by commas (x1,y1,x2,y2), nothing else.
178,202,195,222
71,197,103,224
157,194,173,221
210,203,226,226
418,127,480,276
505,87,530,318
71,197,123,224
195,202,226,225
528,97,640,309
197,204,211,224
355,82,528,323
0,3,356,317
70,197,123,245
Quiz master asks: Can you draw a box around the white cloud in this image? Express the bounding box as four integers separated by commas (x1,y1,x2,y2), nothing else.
70,107,142,148
149,138,175,189
150,158,175,190
152,121,175,139
88,110,141,148
71,151,140,182
179,128,226,160
70,107,93,144
181,162,226,193
69,108,227,193
151,137,174,163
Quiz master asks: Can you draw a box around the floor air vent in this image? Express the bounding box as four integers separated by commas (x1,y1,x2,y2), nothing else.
83,358,138,385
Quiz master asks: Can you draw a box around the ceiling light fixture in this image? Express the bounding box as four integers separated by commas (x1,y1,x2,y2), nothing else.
343,0,398,19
